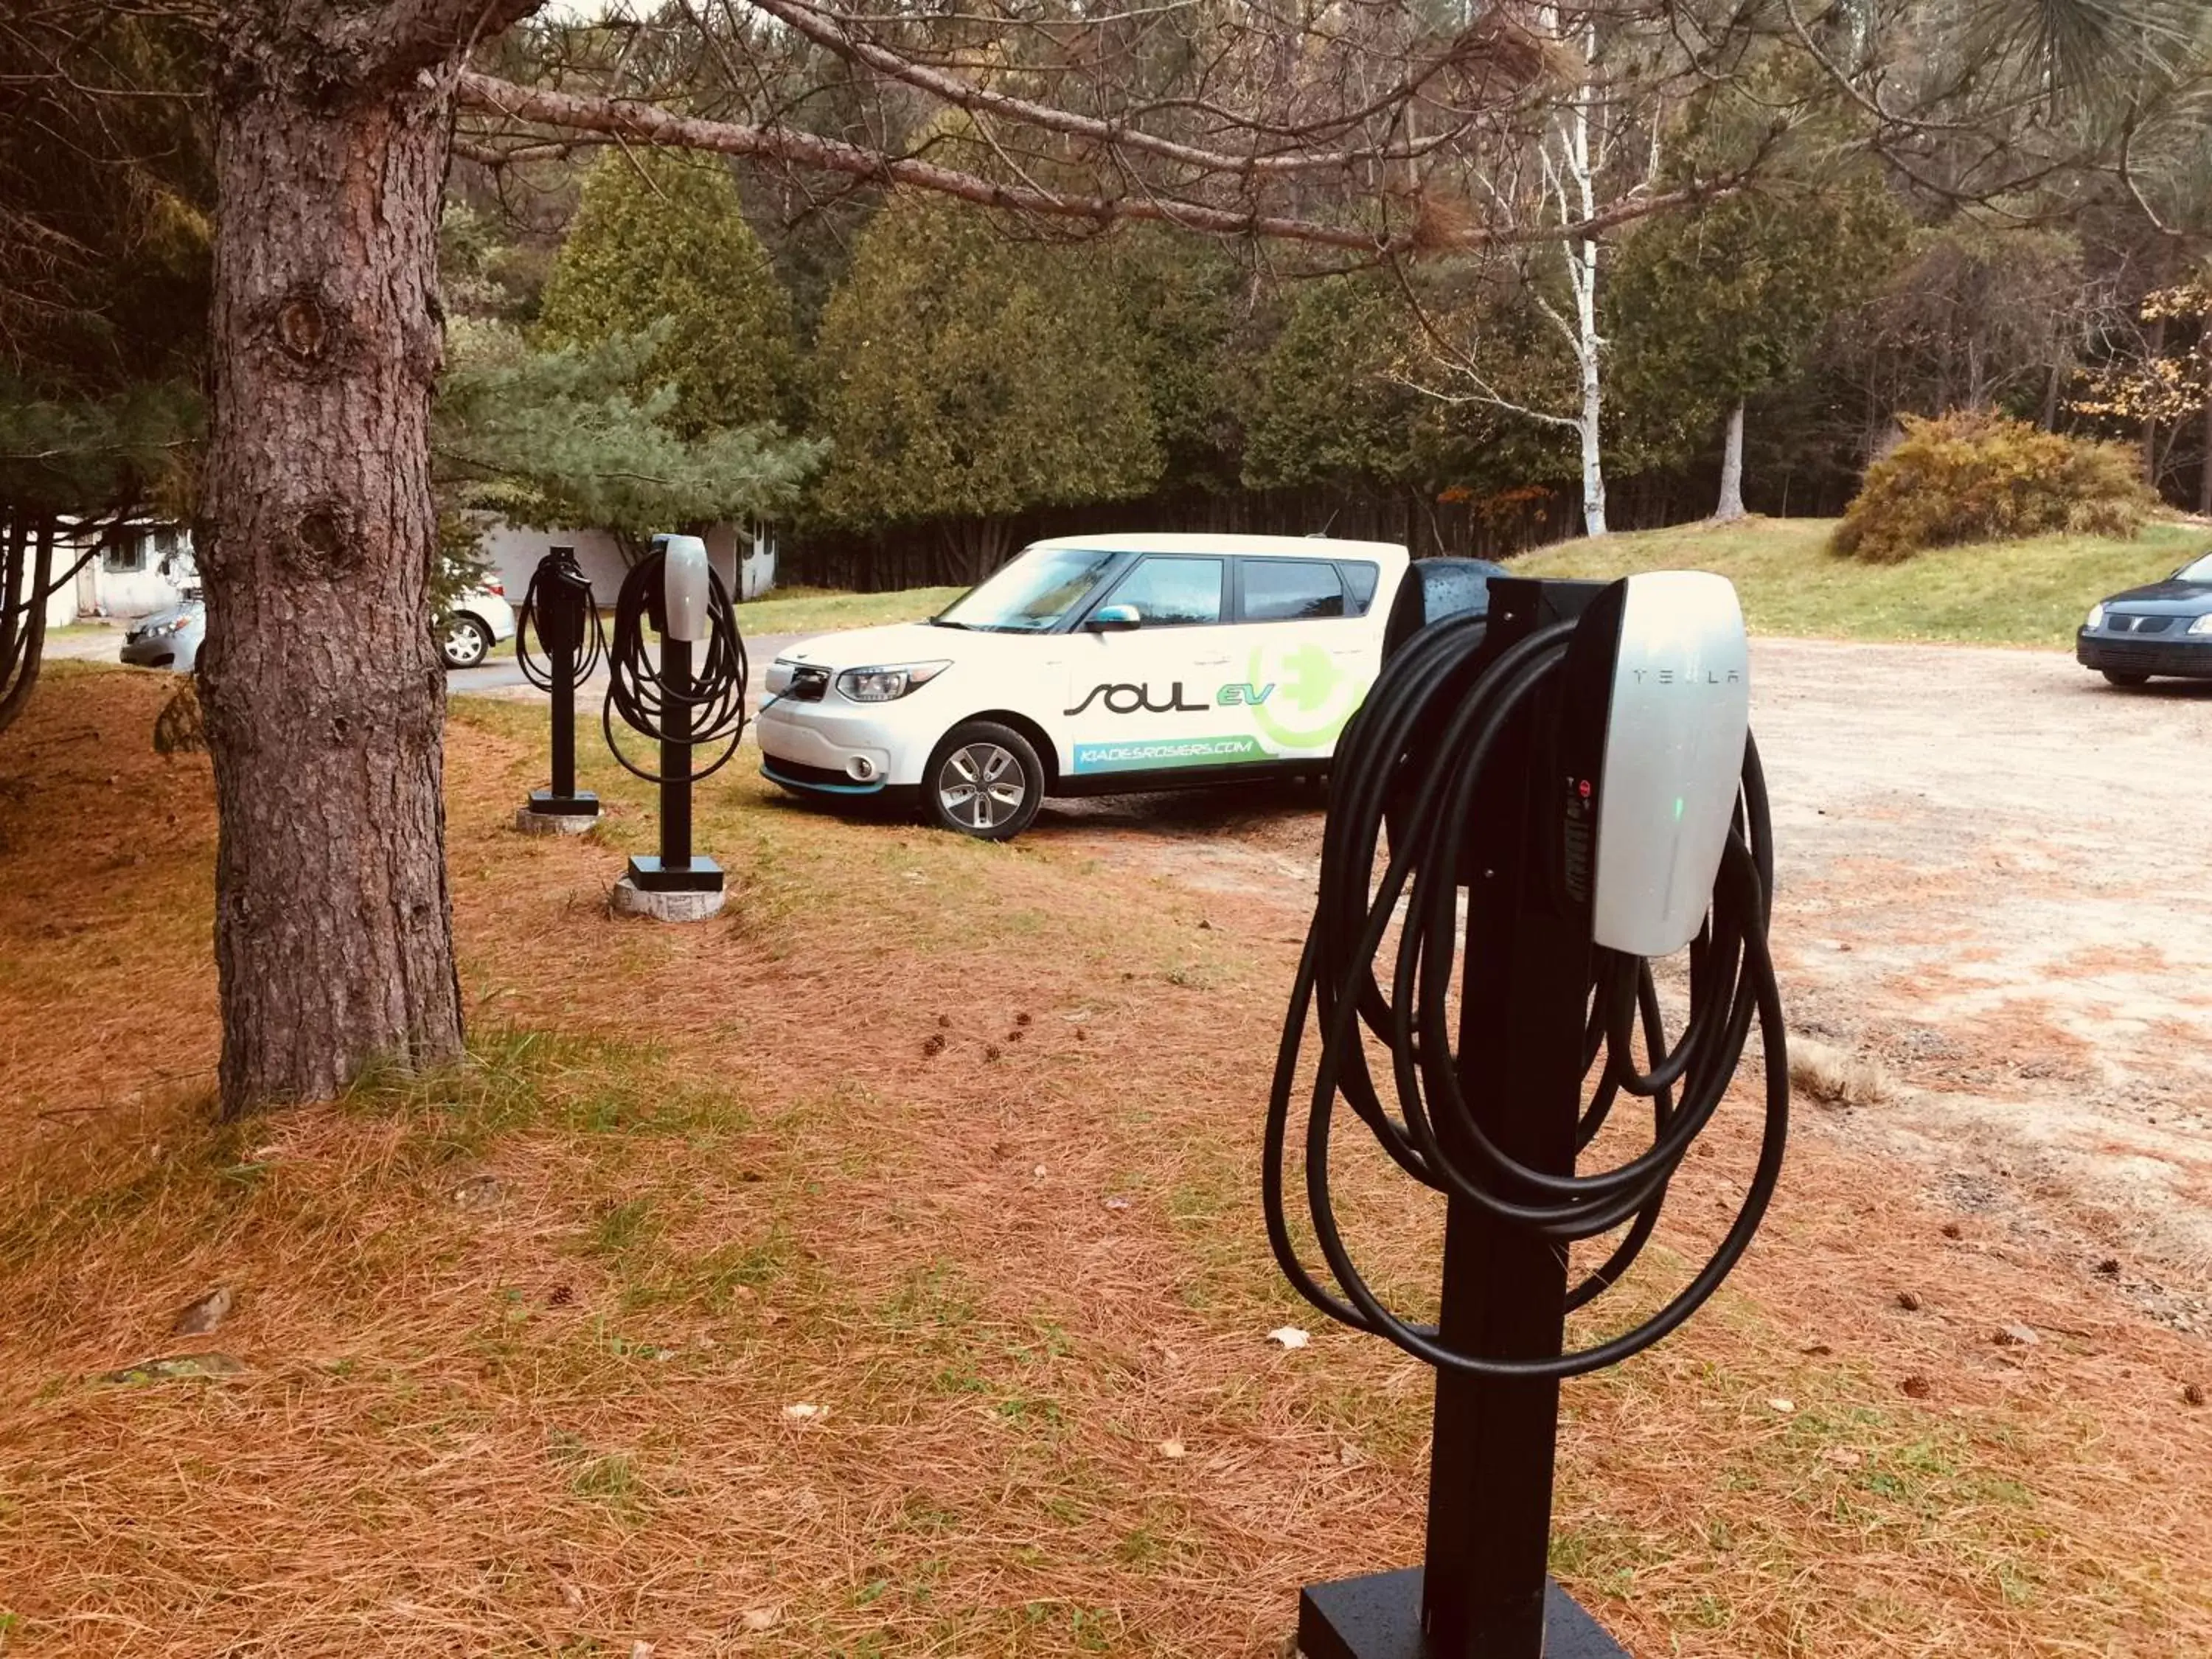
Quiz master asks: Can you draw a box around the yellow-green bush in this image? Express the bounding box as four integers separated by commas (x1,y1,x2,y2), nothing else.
1832,411,2155,563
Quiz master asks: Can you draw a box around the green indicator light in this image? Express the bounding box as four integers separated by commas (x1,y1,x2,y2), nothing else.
1674,796,1686,821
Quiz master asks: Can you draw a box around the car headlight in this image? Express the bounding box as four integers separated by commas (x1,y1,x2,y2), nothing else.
2084,602,2105,630
836,661,950,702
2189,614,2212,636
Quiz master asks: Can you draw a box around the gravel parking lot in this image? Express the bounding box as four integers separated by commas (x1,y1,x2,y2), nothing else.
1040,638,2212,1326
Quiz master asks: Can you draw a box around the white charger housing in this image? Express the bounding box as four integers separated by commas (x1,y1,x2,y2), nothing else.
658,534,711,642
1579,571,1750,958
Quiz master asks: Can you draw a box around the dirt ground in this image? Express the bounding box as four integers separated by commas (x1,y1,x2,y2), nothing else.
1038,638,2212,1325
2,648,2209,1659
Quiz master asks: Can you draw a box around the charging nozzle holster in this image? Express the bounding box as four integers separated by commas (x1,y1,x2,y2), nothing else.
531,549,593,659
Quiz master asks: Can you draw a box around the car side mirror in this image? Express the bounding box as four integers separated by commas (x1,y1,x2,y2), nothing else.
1087,603,1141,632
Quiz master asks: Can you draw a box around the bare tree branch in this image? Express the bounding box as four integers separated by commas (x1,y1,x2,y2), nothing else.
455,70,1737,255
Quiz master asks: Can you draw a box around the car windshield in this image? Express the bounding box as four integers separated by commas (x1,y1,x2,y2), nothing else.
933,546,1121,633
2175,552,2212,582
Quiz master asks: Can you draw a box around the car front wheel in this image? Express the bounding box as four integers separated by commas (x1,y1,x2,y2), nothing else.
2101,669,2149,687
441,614,491,669
925,721,1044,841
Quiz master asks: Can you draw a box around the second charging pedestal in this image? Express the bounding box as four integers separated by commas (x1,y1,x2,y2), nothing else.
613,630,726,919
1297,580,1630,1659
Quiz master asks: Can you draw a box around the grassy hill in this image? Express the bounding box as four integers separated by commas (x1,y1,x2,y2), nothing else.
740,519,2207,650
1511,516,2207,649
734,582,965,638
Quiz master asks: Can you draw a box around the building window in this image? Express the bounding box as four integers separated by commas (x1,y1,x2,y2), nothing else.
102,537,147,574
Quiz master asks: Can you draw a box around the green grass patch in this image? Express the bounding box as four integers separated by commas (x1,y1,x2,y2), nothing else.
340,1026,737,1154
1513,516,2204,647
732,583,965,639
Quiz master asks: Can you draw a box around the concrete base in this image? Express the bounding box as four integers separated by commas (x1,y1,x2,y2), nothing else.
514,806,600,837
611,874,726,922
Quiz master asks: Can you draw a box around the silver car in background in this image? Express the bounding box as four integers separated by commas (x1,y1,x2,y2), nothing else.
115,584,515,674
439,581,517,669
120,601,206,672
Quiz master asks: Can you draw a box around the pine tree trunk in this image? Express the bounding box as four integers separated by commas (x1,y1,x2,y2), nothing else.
197,36,463,1112
0,520,52,735
1712,401,1747,523
0,518,23,699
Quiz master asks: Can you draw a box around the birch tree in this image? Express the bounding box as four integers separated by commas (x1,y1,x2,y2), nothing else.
1392,6,1687,538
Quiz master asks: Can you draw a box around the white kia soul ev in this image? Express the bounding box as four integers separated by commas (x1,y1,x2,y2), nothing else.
758,532,1413,840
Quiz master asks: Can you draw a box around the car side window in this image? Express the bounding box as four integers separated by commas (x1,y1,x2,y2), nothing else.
1102,556,1224,626
1240,559,1346,622
1338,562,1381,616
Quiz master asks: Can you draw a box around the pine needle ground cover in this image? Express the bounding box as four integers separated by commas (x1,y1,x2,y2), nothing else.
1514,517,2203,648
0,667,2206,1658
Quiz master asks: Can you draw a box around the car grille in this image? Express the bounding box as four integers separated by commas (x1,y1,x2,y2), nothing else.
2079,636,2211,672
765,757,856,787
2106,613,2174,634
785,665,830,702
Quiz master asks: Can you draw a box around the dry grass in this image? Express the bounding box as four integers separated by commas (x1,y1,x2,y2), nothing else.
1789,1040,1898,1111
0,668,2208,1657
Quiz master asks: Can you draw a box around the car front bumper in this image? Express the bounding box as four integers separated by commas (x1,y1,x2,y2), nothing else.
120,637,192,669
2076,630,2212,679
757,694,936,795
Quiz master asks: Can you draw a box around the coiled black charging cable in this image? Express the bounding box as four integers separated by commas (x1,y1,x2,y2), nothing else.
601,546,750,784
1263,614,1790,1379
515,549,605,692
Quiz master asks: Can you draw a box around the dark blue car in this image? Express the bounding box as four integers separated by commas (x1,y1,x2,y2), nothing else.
2076,549,2212,686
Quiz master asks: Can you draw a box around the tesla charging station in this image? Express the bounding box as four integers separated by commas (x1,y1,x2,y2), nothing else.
514,545,605,835
603,533,751,921
1267,574,1790,1658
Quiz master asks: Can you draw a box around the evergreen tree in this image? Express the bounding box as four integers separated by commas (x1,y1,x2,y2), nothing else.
1240,276,1426,493
1110,230,1246,495
435,320,823,546
1610,180,1909,519
0,8,210,732
535,150,799,435
809,194,1162,580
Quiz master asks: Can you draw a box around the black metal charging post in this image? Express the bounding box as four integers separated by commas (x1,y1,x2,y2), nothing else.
517,546,601,823
1298,580,1623,1659
632,624,718,891
602,533,749,904
1270,574,1790,1659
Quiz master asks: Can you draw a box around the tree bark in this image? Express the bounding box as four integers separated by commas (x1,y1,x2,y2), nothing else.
2199,347,2212,518
0,520,52,736
1575,321,1607,537
198,24,465,1111
2143,313,2166,490
1712,401,1747,523
0,518,23,699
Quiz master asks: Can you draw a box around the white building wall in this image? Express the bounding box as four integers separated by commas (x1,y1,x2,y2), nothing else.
479,520,779,609
480,523,630,606
37,524,192,626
